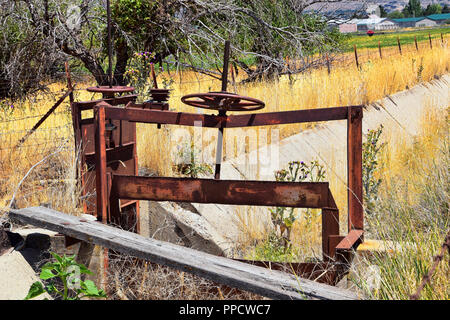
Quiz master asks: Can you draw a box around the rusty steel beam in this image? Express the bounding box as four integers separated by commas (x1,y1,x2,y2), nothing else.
94,104,108,223
335,229,364,251
111,175,329,208
322,189,340,261
322,208,340,262
347,106,363,233
102,104,362,128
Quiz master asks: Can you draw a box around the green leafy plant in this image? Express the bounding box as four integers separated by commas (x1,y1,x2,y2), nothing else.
24,252,106,300
249,233,300,263
269,160,326,252
173,141,213,178
124,51,155,101
362,125,386,217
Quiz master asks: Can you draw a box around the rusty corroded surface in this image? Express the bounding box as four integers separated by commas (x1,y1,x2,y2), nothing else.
103,104,362,128
86,86,135,94
112,175,329,208
181,92,265,112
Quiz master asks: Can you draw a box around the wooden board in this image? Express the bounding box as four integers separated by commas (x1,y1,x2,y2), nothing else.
8,207,358,300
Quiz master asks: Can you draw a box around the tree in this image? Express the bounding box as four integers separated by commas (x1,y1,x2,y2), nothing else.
443,4,450,14
387,10,405,19
424,4,442,16
379,5,388,18
402,0,423,17
0,0,353,97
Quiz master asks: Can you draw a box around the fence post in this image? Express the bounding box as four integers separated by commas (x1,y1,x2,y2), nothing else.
441,33,444,46
354,45,359,69
397,36,402,55
347,106,363,233
415,36,419,51
378,41,383,59
429,33,433,49
326,53,331,75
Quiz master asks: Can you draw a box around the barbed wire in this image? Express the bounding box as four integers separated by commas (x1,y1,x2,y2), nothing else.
0,110,70,124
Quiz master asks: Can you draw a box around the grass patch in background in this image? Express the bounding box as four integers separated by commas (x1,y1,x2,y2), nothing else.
345,26,450,50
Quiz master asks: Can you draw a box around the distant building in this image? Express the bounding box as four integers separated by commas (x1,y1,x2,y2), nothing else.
416,18,438,27
339,23,358,33
427,13,450,25
375,18,399,30
356,17,390,31
393,17,437,28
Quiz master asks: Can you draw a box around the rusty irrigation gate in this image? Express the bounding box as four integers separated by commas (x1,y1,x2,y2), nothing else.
88,100,364,285
67,38,364,287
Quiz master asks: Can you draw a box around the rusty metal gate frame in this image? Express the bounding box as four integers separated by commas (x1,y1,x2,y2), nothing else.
92,101,364,285
70,95,141,232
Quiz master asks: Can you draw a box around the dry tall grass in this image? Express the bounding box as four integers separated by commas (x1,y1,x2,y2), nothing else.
350,107,449,300
0,43,448,300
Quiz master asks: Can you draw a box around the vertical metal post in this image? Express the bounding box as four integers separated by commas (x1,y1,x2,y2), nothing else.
94,103,108,223
347,106,363,233
322,210,339,261
415,36,419,51
94,102,109,293
429,33,433,49
397,36,402,55
106,0,113,87
221,40,231,92
66,61,80,182
354,45,359,69
215,40,231,180
326,53,331,75
322,189,340,262
378,41,382,59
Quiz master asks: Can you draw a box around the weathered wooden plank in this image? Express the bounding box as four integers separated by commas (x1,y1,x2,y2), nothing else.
9,207,358,300
112,175,329,208
102,104,362,128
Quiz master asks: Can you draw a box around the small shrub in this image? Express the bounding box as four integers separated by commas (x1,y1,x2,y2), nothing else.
268,160,326,254
362,125,386,218
173,141,213,178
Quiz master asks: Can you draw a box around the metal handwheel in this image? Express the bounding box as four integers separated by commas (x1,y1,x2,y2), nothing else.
180,41,266,180
181,92,265,112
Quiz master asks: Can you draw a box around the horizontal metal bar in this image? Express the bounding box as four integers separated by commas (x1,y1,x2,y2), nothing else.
101,104,363,128
335,229,364,251
112,175,329,208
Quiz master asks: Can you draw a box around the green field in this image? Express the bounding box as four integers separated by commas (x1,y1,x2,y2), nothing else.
344,26,450,50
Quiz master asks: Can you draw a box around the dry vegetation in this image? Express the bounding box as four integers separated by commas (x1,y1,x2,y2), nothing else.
0,40,448,300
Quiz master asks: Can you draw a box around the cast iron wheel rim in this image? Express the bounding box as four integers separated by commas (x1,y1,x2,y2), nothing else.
86,86,135,94
181,92,265,112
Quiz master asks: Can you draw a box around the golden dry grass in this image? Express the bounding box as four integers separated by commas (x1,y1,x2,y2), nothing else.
0,43,448,299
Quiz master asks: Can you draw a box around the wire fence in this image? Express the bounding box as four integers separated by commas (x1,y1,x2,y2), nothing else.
0,33,448,212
